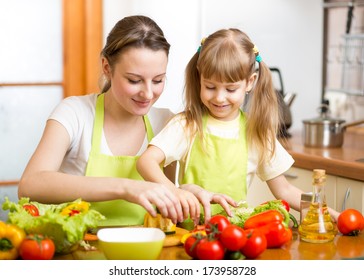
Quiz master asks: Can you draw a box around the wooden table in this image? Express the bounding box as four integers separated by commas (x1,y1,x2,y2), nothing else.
54,230,364,260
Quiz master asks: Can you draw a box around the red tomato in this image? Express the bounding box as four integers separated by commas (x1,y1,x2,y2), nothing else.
240,228,267,259
184,235,200,259
19,234,55,260
337,209,364,236
220,225,247,251
23,204,39,216
196,238,225,260
205,215,230,237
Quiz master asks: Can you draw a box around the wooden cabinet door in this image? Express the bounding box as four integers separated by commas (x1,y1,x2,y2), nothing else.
336,177,364,213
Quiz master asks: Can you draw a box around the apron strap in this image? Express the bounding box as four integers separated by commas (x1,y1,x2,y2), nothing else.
90,93,105,154
143,115,154,142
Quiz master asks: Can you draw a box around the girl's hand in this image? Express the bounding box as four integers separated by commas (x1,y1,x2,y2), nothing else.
174,188,201,224
180,184,237,223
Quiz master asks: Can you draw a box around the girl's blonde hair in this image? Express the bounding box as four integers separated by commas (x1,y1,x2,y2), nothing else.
183,28,280,165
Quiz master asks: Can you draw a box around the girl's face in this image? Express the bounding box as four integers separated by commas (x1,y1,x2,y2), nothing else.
200,74,256,121
102,47,168,116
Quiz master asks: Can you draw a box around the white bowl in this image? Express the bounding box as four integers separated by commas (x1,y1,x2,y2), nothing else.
97,227,166,260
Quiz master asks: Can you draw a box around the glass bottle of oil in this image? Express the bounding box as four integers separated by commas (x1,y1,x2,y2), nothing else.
298,169,337,243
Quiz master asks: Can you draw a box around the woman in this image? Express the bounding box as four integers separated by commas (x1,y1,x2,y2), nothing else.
18,15,200,226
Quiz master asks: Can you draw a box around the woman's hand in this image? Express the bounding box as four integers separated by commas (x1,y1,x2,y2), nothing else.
180,184,237,223
124,181,182,224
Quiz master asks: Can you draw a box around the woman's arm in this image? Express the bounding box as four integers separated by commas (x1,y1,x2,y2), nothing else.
137,145,201,223
18,120,182,223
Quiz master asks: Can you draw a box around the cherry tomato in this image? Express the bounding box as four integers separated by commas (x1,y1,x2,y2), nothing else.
220,225,247,251
19,234,55,260
184,235,200,259
196,238,225,260
205,215,230,237
240,228,267,259
337,209,364,236
23,204,39,216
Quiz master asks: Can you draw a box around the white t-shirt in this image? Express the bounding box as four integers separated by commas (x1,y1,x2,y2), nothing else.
49,93,174,176
150,114,295,188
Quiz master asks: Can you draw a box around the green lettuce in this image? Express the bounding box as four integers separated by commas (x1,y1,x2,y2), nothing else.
219,200,294,228
219,201,254,228
2,197,105,254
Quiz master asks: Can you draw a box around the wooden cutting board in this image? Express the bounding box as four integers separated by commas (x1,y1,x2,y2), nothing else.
163,227,189,247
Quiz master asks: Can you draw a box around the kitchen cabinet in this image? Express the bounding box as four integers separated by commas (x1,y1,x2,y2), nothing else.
336,177,364,212
286,167,364,214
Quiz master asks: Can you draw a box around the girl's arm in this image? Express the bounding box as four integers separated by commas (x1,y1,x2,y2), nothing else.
18,120,182,223
266,174,340,221
137,145,175,188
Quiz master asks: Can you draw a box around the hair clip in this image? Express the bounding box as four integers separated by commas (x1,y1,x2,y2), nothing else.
253,45,262,63
197,37,206,53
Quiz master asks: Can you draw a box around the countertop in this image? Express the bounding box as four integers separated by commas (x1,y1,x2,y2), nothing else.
54,229,364,260
281,127,364,181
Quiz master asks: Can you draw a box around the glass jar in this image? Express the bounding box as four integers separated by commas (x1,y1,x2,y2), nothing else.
298,169,337,243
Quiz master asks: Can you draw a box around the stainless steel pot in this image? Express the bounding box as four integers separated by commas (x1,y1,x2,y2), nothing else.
302,117,364,148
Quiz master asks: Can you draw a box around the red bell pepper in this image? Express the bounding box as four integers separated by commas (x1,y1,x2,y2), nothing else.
243,209,283,230
243,210,292,248
258,221,292,248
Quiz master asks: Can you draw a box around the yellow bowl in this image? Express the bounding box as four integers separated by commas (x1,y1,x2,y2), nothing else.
97,227,165,260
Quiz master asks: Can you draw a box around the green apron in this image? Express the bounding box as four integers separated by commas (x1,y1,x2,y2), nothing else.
180,112,248,215
85,93,154,227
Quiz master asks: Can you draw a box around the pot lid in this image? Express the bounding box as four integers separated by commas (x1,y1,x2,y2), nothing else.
302,115,346,125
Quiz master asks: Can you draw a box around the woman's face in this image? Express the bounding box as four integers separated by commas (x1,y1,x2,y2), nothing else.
200,74,256,121
103,47,168,116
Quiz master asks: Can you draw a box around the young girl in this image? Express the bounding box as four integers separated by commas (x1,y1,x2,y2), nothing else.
18,15,201,227
137,28,340,223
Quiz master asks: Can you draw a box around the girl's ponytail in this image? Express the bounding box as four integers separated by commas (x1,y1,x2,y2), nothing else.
246,62,280,165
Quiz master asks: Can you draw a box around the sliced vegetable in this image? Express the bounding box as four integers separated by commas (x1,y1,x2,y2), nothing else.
23,204,39,217
0,221,26,260
61,201,89,216
143,213,176,235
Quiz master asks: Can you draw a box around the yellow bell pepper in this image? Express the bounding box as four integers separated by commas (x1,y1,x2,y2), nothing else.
61,201,89,216
0,221,26,260
144,213,176,235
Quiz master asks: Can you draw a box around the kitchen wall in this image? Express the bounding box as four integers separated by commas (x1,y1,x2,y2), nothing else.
104,0,325,132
